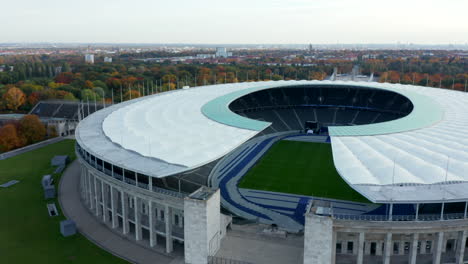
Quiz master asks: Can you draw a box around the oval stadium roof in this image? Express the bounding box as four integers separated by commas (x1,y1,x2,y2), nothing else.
76,80,468,203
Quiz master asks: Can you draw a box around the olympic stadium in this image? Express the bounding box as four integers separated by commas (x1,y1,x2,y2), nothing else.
74,80,468,264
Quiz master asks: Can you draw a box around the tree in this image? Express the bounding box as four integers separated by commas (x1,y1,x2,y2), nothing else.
3,87,26,110
0,124,21,152
81,89,101,102
124,90,141,100
27,92,41,106
18,115,46,145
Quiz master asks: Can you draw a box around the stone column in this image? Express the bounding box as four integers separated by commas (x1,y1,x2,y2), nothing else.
433,232,444,264
398,241,404,255
456,230,467,264
80,167,86,200
165,204,173,253
409,233,419,264
149,201,156,247
420,240,427,254
376,241,383,256
383,233,392,264
84,168,90,205
135,197,142,241
94,176,100,217
352,239,358,255
331,230,337,264
110,186,118,228
364,241,371,255
121,191,129,235
88,170,94,210
101,181,107,222
357,232,365,264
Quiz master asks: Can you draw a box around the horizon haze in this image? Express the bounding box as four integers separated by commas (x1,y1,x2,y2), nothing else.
2,0,467,44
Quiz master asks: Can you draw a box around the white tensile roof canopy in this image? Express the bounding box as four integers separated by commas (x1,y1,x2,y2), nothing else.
76,80,468,204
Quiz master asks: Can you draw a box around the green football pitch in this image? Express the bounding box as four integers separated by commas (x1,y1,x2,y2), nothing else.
238,140,369,203
0,140,128,264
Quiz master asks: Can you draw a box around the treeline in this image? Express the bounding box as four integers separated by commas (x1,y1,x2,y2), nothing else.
0,54,466,113
0,115,56,153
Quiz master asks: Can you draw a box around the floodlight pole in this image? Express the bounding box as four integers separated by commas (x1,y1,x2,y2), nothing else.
120,84,123,103
87,96,90,116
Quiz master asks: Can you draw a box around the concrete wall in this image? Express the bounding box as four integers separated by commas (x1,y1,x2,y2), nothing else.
304,213,334,264
0,136,65,160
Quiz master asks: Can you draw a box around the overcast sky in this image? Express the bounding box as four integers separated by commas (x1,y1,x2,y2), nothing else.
2,0,467,44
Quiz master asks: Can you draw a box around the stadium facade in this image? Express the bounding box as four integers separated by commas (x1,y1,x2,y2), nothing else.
75,80,468,264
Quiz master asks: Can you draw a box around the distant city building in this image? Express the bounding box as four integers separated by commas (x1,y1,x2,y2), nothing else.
215,47,232,58
362,54,378,60
85,54,94,64
196,54,215,59
104,57,112,63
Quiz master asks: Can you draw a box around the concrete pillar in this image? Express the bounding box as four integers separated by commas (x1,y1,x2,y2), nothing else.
88,170,94,210
84,168,89,205
357,232,365,264
110,186,118,228
80,167,85,200
398,240,404,255
364,241,371,255
456,230,467,264
94,176,100,217
421,240,427,254
121,191,129,235
149,201,156,247
383,233,392,264
352,239,358,255
101,181,107,222
409,233,419,264
331,230,337,264
135,197,142,241
433,232,444,264
165,204,173,253
376,241,383,256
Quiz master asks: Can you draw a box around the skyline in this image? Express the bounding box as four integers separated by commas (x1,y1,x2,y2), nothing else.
2,0,468,44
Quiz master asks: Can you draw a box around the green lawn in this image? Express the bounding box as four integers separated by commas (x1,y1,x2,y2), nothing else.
238,140,369,203
0,139,128,264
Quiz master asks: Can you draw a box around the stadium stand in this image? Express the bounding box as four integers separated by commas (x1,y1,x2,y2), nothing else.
229,86,412,134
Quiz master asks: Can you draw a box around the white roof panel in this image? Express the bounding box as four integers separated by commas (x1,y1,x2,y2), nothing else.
77,80,468,202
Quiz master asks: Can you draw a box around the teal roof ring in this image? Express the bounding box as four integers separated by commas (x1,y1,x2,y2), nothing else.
201,81,444,136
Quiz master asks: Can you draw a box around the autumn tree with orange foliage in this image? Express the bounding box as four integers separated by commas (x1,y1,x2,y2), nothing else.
0,124,21,152
123,90,141,100
3,87,26,110
18,115,46,145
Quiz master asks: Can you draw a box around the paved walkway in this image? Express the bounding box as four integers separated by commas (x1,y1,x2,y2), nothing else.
59,160,181,264
216,224,303,264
